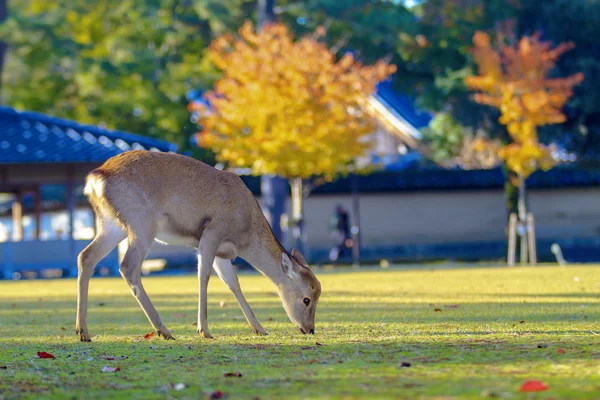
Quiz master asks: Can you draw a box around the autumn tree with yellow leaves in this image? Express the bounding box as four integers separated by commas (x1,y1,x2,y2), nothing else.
465,31,583,181
465,30,583,264
191,21,395,248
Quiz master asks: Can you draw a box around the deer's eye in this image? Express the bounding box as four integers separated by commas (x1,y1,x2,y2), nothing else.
303,298,311,306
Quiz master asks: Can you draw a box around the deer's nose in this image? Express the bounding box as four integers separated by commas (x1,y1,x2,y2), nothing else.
309,329,315,334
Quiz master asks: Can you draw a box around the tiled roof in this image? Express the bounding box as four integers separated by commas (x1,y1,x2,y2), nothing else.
373,81,432,130
237,166,600,196
0,107,178,164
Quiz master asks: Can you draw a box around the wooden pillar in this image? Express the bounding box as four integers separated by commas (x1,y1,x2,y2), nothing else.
34,185,42,240
11,192,23,242
66,167,78,276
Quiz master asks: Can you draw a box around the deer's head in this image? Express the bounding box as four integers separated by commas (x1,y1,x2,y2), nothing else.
278,249,321,334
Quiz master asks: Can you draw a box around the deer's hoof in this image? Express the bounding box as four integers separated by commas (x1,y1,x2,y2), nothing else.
79,332,92,342
197,328,214,339
253,328,268,336
159,331,176,340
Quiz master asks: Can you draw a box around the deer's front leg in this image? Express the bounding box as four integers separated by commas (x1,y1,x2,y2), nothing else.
213,257,267,335
197,236,217,339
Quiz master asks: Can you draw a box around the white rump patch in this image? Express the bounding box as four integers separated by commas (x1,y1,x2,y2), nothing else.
84,174,105,197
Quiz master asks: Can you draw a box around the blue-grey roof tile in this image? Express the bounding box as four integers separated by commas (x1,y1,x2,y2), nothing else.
0,107,178,164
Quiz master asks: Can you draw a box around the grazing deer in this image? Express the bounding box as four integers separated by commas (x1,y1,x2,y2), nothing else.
76,150,321,342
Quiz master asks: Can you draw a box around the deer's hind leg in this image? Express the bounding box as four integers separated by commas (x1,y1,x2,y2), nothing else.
120,220,174,340
77,218,126,342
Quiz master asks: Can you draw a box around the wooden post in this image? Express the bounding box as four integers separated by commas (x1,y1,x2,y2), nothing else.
11,192,23,242
34,185,42,240
527,212,537,265
507,212,517,266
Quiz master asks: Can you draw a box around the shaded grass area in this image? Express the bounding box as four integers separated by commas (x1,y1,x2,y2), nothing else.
0,265,599,399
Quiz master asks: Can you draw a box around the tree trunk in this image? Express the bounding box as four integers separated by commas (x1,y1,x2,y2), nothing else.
260,174,287,242
517,176,528,264
0,0,8,104
257,0,287,242
257,0,274,28
289,177,306,255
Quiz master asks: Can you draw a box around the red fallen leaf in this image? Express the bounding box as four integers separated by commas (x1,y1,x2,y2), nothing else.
210,390,224,399
434,308,442,312
173,313,186,318
101,366,121,373
519,380,548,392
557,348,566,354
144,332,154,340
192,322,198,327
444,304,459,309
315,342,323,346
223,372,242,377
37,352,55,359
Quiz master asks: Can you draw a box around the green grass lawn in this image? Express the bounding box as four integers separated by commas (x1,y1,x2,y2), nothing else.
0,265,599,399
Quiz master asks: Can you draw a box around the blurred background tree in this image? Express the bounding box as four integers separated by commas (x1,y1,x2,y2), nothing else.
0,0,255,156
191,21,395,251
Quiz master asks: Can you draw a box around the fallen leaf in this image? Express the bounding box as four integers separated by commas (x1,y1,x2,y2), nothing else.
210,390,225,399
173,313,186,318
60,327,66,331
102,356,128,361
519,320,525,324
101,366,121,372
0,366,7,369
537,344,548,349
254,344,266,350
192,322,198,327
557,348,566,354
520,380,548,392
144,332,155,340
400,362,411,368
37,351,55,359
97,302,106,307
315,342,323,346
444,304,459,309
224,372,243,377
434,308,442,312
219,301,226,308
172,383,186,391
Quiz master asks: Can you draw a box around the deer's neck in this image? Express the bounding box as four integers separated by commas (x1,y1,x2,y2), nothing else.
240,227,287,285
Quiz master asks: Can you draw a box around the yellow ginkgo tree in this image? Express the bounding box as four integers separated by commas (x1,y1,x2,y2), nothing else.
465,31,583,180
465,30,583,264
190,21,396,248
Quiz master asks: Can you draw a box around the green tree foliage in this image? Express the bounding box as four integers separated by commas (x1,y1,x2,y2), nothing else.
0,0,254,152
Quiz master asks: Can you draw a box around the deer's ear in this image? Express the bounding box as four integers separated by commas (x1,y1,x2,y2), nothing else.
282,253,299,279
291,248,308,267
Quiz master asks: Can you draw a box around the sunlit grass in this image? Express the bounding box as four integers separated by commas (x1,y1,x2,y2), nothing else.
0,265,599,399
